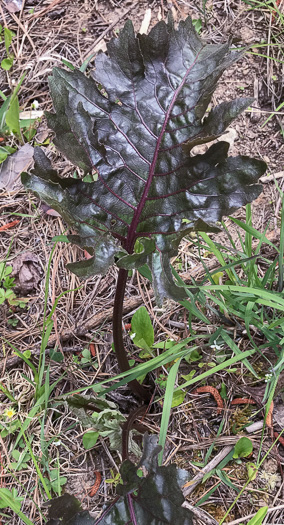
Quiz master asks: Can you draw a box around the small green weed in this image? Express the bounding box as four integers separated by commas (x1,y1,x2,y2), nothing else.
0,74,25,141
43,468,67,496
0,262,15,305
72,347,98,367
10,448,32,471
0,261,27,308
233,437,253,459
0,488,24,514
105,469,122,487
82,430,99,450
0,72,42,163
0,26,15,71
192,19,202,33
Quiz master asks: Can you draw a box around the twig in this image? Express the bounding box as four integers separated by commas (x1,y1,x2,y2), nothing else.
182,502,218,525
260,171,284,183
0,346,83,373
4,294,149,346
29,0,67,20
182,445,234,496
226,504,284,525
9,11,37,56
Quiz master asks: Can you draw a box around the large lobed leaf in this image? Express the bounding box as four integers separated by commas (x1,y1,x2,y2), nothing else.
45,435,193,525
22,16,265,302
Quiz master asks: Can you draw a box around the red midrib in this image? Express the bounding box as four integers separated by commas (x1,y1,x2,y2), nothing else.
125,50,201,253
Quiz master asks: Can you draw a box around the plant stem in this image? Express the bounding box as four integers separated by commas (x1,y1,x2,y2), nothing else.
122,405,148,461
113,268,150,401
127,493,138,525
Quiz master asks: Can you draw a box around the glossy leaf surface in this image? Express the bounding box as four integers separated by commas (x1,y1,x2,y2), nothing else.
98,434,192,524
22,16,265,302
45,435,192,525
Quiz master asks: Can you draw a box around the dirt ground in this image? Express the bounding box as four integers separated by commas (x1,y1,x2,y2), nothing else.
0,0,284,524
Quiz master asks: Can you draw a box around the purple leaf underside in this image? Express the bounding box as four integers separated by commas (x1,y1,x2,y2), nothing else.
22,16,265,303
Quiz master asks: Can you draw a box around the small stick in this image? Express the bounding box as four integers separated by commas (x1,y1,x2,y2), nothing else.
182,445,234,497
182,501,218,525
226,503,284,525
273,431,284,447
29,0,66,20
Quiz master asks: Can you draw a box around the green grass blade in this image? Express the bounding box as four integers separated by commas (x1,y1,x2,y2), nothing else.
21,427,51,499
278,197,284,292
158,358,182,465
192,284,284,309
14,393,45,448
57,340,204,397
261,101,284,128
195,483,221,506
200,232,236,282
204,419,225,465
98,345,200,396
175,349,255,392
171,266,211,323
3,337,38,383
229,217,277,252
220,329,258,377
0,490,34,525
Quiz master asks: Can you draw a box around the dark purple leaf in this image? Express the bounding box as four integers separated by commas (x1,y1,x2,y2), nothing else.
44,435,192,525
45,493,94,524
22,16,265,303
95,434,192,525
